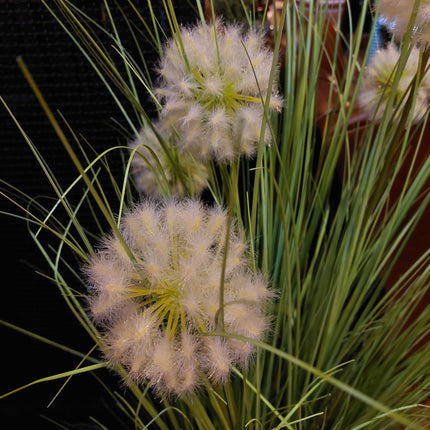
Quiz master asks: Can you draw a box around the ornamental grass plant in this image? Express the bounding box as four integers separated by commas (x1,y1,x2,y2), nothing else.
1,0,430,428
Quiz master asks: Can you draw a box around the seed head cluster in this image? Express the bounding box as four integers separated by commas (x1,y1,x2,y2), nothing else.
358,43,430,123
85,199,273,396
376,0,430,43
156,20,282,162
128,125,208,197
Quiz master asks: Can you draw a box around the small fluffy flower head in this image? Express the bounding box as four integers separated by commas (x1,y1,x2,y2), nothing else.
128,124,208,197
376,0,430,43
156,20,283,162
358,43,430,124
85,199,273,396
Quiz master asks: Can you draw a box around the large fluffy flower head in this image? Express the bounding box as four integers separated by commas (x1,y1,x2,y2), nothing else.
85,199,273,396
128,124,208,197
358,43,430,123
376,0,430,43
156,20,283,162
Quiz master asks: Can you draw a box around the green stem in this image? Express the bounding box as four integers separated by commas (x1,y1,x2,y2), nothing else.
16,57,137,266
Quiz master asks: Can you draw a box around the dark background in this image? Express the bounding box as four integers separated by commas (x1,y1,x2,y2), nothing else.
0,1,194,428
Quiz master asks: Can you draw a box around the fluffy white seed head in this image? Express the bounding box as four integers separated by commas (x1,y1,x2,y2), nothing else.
128,124,208,197
85,199,272,396
376,0,430,43
358,43,430,124
156,20,283,162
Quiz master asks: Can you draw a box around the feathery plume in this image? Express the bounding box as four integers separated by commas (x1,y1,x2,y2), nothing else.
376,0,430,43
128,124,208,197
156,20,282,162
358,43,430,124
85,199,273,396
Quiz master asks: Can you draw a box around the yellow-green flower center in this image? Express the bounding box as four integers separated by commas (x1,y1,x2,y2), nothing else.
191,68,260,113
126,281,189,339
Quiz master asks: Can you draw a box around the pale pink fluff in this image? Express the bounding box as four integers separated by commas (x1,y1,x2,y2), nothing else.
376,0,430,42
85,199,274,396
358,43,430,124
128,123,208,197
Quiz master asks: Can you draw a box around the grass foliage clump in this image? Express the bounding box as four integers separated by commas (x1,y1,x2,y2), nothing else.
1,0,430,428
